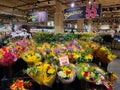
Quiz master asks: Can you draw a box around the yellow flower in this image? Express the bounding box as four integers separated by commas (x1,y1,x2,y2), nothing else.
44,43,50,49
80,49,85,53
30,39,35,43
67,73,72,78
50,52,55,56
81,71,84,76
84,54,93,60
86,76,90,80
107,54,116,61
100,46,107,51
37,46,42,51
47,68,55,74
73,53,80,59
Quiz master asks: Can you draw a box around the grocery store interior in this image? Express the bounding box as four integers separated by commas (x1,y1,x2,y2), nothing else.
0,0,120,90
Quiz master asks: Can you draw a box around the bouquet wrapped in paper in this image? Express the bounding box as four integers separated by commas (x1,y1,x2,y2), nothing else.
93,46,116,63
42,63,56,87
76,63,90,80
27,63,56,87
57,64,76,84
21,50,42,64
77,63,106,85
26,62,43,85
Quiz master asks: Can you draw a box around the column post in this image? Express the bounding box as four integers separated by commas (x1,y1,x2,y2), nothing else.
54,1,64,33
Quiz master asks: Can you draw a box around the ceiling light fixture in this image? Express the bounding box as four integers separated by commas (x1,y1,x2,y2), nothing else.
89,1,92,4
71,2,75,8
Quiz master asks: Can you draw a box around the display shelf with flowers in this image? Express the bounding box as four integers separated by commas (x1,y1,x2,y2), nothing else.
33,32,95,44
10,79,32,90
57,64,76,84
0,36,117,89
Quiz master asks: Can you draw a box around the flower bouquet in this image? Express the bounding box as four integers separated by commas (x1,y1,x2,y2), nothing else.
57,64,76,84
108,72,118,82
26,62,43,85
0,47,16,66
93,46,117,63
10,79,32,90
77,63,106,85
21,50,42,64
77,48,93,63
76,63,90,79
42,63,56,87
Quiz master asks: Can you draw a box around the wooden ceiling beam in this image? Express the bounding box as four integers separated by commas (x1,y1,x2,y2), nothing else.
25,5,55,11
13,0,53,8
0,4,27,13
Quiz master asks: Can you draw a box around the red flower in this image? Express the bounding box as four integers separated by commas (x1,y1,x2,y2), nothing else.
84,72,89,77
15,80,24,88
66,70,71,75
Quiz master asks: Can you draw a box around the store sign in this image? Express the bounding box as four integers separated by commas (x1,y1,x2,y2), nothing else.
64,4,101,20
27,11,48,22
59,56,69,66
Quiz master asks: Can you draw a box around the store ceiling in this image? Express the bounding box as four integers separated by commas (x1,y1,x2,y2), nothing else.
0,0,120,23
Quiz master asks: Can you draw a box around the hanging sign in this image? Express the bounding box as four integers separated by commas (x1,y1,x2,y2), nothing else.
59,56,70,66
64,4,101,20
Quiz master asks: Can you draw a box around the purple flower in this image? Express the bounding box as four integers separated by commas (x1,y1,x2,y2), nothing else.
76,45,80,49
68,47,73,51
54,49,59,54
59,37,64,41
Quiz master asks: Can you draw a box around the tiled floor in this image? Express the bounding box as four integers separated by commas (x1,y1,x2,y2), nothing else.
108,49,120,90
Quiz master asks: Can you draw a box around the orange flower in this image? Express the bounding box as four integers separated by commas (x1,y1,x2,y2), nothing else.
15,80,24,88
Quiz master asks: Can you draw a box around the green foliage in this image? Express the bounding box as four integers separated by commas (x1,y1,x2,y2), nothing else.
33,32,95,44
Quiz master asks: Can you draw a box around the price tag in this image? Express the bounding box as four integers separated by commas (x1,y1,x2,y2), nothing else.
102,80,112,90
59,56,69,66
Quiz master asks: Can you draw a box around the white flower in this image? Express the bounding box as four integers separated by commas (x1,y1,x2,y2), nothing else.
58,71,66,78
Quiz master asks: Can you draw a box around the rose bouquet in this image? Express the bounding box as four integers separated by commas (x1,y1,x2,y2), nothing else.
0,47,16,66
57,64,76,84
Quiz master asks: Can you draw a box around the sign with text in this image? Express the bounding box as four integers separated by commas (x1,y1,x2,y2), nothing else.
59,56,70,66
64,4,101,20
